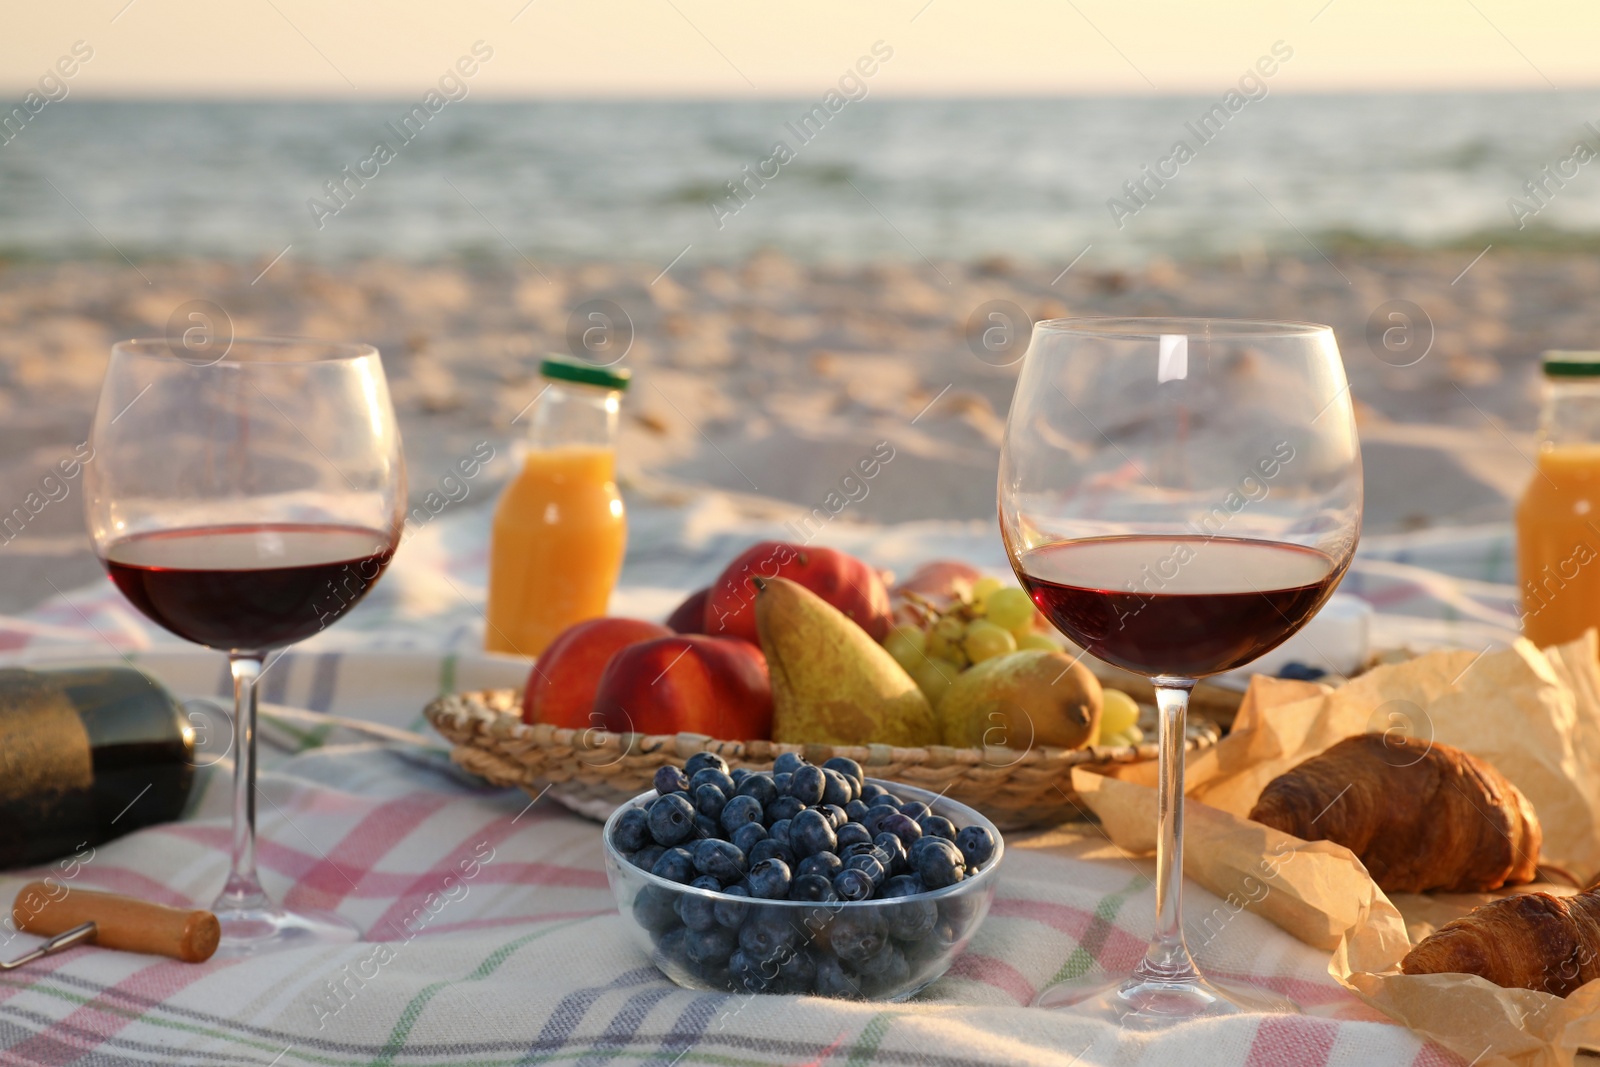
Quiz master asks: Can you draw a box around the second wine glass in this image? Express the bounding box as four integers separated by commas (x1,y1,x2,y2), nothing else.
1000,318,1362,1023
85,337,407,956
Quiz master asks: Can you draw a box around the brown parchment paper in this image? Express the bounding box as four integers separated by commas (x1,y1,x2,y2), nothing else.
1074,631,1600,1067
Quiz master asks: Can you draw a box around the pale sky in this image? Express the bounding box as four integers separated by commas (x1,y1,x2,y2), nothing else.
2,0,1597,97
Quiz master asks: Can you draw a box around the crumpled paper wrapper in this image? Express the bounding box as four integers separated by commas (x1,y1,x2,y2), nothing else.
1074,631,1600,1067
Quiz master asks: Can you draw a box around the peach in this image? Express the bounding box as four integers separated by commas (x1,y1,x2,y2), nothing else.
665,587,709,634
703,541,890,645
592,634,772,739
521,617,672,728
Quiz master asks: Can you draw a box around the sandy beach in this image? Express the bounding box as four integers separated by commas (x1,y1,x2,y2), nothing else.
0,247,1589,612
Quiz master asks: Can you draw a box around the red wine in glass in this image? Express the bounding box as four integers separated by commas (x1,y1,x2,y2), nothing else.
103,524,395,652
1018,535,1344,678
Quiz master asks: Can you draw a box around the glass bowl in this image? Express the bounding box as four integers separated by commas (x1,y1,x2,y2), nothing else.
602,776,1004,1001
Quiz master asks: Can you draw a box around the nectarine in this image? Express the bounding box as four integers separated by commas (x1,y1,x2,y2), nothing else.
591,634,772,739
703,541,890,645
522,617,672,728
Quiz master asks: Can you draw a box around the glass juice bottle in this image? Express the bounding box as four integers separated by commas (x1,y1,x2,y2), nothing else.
1517,352,1600,648
485,357,630,656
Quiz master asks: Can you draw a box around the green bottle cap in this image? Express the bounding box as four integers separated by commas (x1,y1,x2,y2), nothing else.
1543,351,1600,378
539,355,631,390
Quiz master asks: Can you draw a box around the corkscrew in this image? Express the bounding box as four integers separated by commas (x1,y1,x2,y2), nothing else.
6,882,219,966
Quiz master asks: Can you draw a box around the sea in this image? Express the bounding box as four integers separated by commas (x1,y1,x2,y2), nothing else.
2,92,1600,266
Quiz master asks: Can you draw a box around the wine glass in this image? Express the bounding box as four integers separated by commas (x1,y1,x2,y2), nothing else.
1000,318,1361,1023
85,337,406,956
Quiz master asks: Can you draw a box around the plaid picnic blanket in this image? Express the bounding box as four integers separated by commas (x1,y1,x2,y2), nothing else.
0,496,1518,1066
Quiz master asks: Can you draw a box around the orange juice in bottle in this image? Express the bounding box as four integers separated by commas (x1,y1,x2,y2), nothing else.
1517,351,1600,648
485,356,629,656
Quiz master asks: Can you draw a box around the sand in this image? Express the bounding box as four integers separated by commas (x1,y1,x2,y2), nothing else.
0,247,1590,613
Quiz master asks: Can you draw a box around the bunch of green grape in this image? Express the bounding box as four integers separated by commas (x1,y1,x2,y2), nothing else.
884,576,1061,709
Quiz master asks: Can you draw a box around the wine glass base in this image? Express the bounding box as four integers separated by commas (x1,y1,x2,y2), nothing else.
1033,971,1298,1027
212,896,361,958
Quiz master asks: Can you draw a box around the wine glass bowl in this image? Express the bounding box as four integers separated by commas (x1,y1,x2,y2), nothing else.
85,337,406,956
999,317,1361,1023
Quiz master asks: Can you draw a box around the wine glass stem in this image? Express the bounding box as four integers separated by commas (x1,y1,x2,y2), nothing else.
1137,677,1201,985
222,652,269,911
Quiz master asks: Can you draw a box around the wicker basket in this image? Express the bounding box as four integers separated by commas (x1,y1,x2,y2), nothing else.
425,688,1228,830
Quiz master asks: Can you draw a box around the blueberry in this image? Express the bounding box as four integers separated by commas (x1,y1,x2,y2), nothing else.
730,767,751,785
653,925,690,968
833,868,875,901
677,884,719,931
774,946,817,993
813,953,864,998
797,851,843,881
653,765,690,796
845,799,871,823
856,943,911,993
884,897,937,941
693,814,721,842
835,823,872,851
746,857,792,899
748,838,794,867
728,948,773,993
820,803,849,830
845,853,885,886
790,808,837,857
773,752,808,775
731,821,767,855
767,818,794,849
874,833,908,873
736,774,778,807
612,807,651,852
766,796,805,823
877,812,922,848
880,874,923,898
861,782,886,801
840,840,881,861
956,825,997,867
918,815,957,842
829,911,887,961
713,884,750,928
771,771,793,797
690,767,736,797
651,847,696,883
822,756,864,787
903,917,958,967
647,792,697,846
914,838,965,889
693,783,728,821
632,884,680,933
693,838,748,884
684,752,729,778
790,873,839,901
789,765,826,806
629,845,665,871
739,909,799,960
685,925,737,965
719,794,764,835
898,800,931,820
868,792,903,810
820,768,853,807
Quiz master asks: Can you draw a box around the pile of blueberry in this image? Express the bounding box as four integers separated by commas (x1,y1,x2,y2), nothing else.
609,751,1000,998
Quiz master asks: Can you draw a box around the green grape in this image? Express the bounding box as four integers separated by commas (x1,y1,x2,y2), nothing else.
970,576,1003,608
1098,689,1140,737
963,620,1017,663
910,657,963,709
933,614,967,642
985,587,1035,632
885,632,924,673
1016,632,1061,652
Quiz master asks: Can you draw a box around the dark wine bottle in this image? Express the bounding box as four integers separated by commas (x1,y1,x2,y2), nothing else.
0,665,195,869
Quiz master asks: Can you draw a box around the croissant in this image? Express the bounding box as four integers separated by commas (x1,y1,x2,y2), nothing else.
1402,890,1600,996
1248,733,1540,893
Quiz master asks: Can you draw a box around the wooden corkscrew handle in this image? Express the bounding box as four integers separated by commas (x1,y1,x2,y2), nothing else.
12,882,219,963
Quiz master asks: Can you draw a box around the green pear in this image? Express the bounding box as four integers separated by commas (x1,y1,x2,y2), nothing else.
937,650,1102,751
755,576,938,747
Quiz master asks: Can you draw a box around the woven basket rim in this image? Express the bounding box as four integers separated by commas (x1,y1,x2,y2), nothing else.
424,687,1219,767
